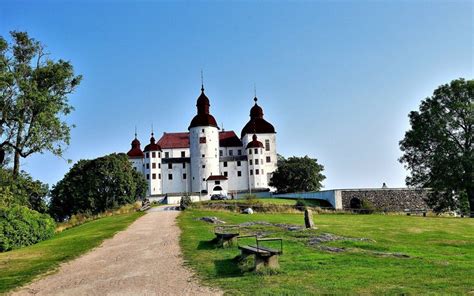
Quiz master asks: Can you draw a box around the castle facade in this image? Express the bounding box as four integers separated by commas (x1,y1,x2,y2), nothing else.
126,85,277,197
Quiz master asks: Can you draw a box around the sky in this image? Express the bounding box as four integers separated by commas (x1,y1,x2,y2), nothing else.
0,0,472,190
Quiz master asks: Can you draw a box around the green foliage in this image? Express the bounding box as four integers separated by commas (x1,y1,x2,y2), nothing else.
360,199,376,214
0,211,142,293
0,31,82,174
399,78,473,214
0,205,55,252
270,155,326,193
180,194,192,210
0,168,48,213
294,199,308,211
49,153,147,221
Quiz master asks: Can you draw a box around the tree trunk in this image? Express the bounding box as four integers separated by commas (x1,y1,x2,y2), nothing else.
0,148,5,166
13,150,20,178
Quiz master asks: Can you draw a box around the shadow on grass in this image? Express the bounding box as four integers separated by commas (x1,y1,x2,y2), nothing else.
197,240,217,250
213,258,243,278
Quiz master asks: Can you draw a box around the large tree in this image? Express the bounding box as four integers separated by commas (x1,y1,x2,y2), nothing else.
399,78,473,216
270,155,326,193
0,31,81,177
49,153,147,221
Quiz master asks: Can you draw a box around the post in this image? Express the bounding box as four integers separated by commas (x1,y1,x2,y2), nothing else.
304,209,315,229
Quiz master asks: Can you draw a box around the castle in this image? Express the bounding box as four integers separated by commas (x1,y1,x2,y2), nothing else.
126,84,277,198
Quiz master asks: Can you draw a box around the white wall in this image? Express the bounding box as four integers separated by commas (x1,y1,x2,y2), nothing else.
272,190,341,209
190,126,220,192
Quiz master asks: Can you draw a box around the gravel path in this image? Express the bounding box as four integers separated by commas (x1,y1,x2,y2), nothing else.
12,206,222,296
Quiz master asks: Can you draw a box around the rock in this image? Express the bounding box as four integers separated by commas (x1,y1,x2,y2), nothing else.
242,208,254,214
239,221,272,227
304,209,315,229
198,217,226,224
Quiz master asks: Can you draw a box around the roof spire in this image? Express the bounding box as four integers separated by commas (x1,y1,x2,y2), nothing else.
254,83,257,99
134,126,137,139
201,69,204,92
151,123,154,137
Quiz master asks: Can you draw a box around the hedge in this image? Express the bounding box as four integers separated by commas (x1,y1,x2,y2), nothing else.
0,205,56,252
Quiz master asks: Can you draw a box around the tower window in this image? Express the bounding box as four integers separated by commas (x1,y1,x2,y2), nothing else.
237,161,241,166
152,163,156,169
215,181,220,185
159,152,161,158
199,137,206,143
254,148,258,154
181,151,185,157
202,129,205,133
168,174,173,180
249,149,252,155
223,162,228,167
255,159,259,165
237,171,242,177
238,150,242,155
182,163,186,168
219,150,223,157
146,174,150,180
250,170,253,175
202,165,205,168
265,139,270,151
183,173,187,179
146,163,150,169
224,171,228,177
152,152,155,158
202,154,205,157
146,152,149,158
165,152,169,158
159,174,161,179
168,163,172,169
256,169,259,175
158,163,161,168
229,150,233,156
249,160,252,165
266,156,271,163
152,173,156,179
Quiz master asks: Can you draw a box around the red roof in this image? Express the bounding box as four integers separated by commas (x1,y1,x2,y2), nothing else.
157,131,242,149
157,132,190,149
219,131,243,147
127,138,144,158
207,175,228,181
241,98,275,137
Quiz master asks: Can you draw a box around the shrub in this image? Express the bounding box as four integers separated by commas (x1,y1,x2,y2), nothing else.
180,195,192,210
360,200,376,214
0,205,55,252
295,199,308,211
243,194,261,206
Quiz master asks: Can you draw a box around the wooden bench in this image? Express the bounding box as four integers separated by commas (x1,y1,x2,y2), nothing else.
404,209,427,216
213,225,240,247
237,235,283,271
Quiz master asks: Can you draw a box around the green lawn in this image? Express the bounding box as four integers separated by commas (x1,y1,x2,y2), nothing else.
0,211,143,293
178,209,474,295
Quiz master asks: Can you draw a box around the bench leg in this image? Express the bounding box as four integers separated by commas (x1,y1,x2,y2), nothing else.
254,254,279,271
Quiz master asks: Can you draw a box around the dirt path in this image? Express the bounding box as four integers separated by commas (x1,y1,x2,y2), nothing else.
12,206,222,296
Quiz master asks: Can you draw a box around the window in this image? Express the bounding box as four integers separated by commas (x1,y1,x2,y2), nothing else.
254,148,258,154
183,173,187,179
223,171,228,177
146,163,150,169
146,174,150,180
229,150,233,156
146,152,149,158
182,163,186,168
152,173,156,179
237,171,242,177
250,170,253,175
158,152,161,158
202,165,205,168
168,163,172,169
249,149,252,155
256,169,259,175
238,150,242,156
201,129,205,133
181,151,185,157
165,152,169,158
168,174,173,180
202,178,205,181
201,154,205,157
219,150,223,157
159,174,161,179
152,152,156,158
262,169,264,174
152,163,156,169
223,162,228,167
215,181,220,185
249,160,252,165
255,159,259,165
266,156,271,163
265,139,270,151
199,137,206,143
237,161,241,166
158,163,161,168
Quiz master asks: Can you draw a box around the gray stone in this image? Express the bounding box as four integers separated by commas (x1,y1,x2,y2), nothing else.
198,217,226,224
304,209,315,229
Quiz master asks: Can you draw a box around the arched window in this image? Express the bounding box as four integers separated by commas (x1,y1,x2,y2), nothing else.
213,186,223,191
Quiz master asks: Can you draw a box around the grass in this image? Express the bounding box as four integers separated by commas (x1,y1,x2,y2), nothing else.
178,209,474,295
0,211,143,294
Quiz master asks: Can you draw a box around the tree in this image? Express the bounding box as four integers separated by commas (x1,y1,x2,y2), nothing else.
270,155,326,193
399,78,473,216
0,31,82,177
49,153,147,221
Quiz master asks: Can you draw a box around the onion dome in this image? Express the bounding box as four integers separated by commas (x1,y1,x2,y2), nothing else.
241,97,275,137
189,85,218,129
127,135,144,158
143,133,162,152
246,134,264,149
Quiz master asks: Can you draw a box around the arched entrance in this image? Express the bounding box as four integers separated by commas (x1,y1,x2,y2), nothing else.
213,186,223,191
350,198,361,209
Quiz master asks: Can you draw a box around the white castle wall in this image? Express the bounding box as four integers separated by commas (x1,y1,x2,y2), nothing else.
190,126,220,192
219,159,249,192
144,150,162,195
161,161,191,194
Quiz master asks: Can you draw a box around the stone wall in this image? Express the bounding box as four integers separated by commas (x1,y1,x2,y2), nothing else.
340,188,429,211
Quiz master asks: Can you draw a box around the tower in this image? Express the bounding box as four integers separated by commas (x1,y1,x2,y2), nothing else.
143,132,162,195
246,134,267,189
127,132,144,173
189,84,220,193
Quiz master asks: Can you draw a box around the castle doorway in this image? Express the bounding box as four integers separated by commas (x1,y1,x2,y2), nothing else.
213,186,223,191
350,198,361,209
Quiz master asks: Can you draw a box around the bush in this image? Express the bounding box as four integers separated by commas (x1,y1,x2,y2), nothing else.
360,200,376,214
243,194,261,205
0,205,55,252
180,195,192,210
295,199,308,211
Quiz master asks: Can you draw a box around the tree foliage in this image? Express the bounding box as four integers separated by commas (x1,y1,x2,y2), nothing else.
0,168,49,213
49,153,147,221
399,78,473,215
0,31,81,176
270,155,326,193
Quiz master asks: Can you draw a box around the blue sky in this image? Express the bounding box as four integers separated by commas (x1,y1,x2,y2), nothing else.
1,0,472,189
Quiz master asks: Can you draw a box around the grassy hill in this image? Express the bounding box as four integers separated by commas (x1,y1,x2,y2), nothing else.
178,209,474,294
